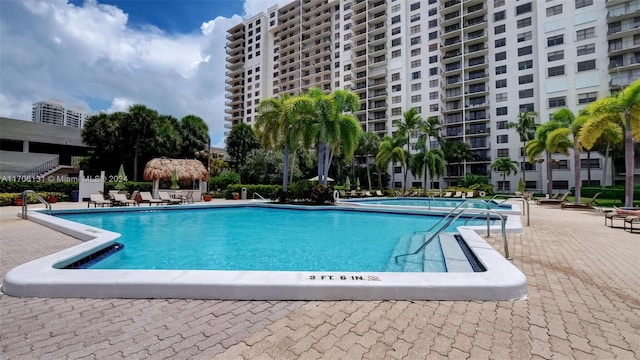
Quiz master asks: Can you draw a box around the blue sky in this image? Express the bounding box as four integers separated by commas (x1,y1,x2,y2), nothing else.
0,0,289,148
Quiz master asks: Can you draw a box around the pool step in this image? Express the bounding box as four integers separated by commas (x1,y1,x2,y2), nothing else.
386,232,448,272
439,233,475,272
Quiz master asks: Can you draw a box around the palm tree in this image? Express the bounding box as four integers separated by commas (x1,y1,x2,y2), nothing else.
356,131,380,191
410,139,445,190
441,140,472,184
178,115,209,159
553,108,583,204
376,135,405,190
579,79,640,207
225,123,259,171
490,158,519,193
525,120,572,196
303,88,361,186
508,110,537,191
126,104,158,181
393,108,422,191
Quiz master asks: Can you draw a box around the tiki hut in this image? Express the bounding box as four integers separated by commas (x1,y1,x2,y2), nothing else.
143,158,208,197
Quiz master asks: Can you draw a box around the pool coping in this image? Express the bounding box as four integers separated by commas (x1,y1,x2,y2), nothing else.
1,204,527,301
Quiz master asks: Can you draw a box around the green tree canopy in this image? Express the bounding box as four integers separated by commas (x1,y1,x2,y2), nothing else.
225,122,259,172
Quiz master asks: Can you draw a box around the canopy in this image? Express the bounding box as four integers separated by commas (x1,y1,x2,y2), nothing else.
308,175,335,182
143,158,208,181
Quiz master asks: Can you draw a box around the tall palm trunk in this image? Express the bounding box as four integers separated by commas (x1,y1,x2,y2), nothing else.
586,151,592,186
624,116,634,207
546,152,553,196
366,155,372,191
573,139,581,204
317,142,325,184
282,144,290,192
133,135,141,182
602,143,610,188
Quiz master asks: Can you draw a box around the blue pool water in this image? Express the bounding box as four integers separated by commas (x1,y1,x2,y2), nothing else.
345,197,511,209
55,206,489,272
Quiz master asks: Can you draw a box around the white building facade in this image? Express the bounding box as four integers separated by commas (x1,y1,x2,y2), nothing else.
225,0,640,193
32,100,86,129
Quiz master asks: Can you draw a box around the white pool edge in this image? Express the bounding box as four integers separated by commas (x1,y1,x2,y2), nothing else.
1,206,527,301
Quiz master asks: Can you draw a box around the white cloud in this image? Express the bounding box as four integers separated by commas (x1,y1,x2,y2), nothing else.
0,0,292,145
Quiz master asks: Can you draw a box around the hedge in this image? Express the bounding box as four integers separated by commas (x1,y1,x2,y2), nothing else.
225,184,281,200
0,181,154,196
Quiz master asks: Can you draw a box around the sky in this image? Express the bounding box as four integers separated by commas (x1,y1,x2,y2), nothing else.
0,0,291,148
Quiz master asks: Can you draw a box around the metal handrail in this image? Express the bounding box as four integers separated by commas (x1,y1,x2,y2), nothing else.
253,192,266,201
395,207,511,264
21,190,51,219
17,156,60,180
490,194,530,226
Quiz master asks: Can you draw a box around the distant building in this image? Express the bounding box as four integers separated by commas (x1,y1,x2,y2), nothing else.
32,100,86,129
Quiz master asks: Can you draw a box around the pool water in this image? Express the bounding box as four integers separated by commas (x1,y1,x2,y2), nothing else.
344,197,511,209
56,206,488,272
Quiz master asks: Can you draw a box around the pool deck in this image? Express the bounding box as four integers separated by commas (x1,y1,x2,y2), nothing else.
1,200,639,359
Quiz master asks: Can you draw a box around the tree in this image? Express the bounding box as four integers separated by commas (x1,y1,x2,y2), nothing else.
82,112,126,175
356,131,380,191
525,119,572,196
225,123,259,171
409,139,445,190
155,114,181,158
508,111,537,191
125,104,159,181
579,80,640,207
491,158,519,192
393,108,422,191
178,115,209,158
553,108,584,204
302,88,362,186
376,135,405,190
441,140,472,183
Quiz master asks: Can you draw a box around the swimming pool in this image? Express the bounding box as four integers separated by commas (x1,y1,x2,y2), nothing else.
341,197,521,215
2,204,527,301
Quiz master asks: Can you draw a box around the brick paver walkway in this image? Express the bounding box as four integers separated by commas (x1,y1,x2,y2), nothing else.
1,202,638,359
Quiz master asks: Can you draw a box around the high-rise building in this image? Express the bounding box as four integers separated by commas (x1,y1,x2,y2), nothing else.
225,0,640,192
32,100,86,129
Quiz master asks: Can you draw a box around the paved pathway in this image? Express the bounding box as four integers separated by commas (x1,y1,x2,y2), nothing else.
1,202,638,359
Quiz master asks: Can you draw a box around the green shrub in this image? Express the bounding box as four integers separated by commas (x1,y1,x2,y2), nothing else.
210,171,241,191
225,184,281,200
0,192,69,206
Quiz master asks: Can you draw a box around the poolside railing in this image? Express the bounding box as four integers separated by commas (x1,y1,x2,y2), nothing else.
20,190,51,219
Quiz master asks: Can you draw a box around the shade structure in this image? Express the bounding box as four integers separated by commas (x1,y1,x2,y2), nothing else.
308,175,335,182
143,158,208,181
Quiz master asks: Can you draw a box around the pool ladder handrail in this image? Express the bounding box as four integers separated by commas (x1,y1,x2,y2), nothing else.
252,192,266,201
394,204,511,264
490,194,530,226
21,190,51,219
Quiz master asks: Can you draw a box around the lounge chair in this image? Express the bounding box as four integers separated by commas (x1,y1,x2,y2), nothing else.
139,191,164,206
536,192,569,205
605,207,632,228
350,190,358,198
88,194,112,208
442,191,452,198
363,190,373,197
158,191,182,205
562,192,603,211
184,190,195,204
112,193,137,206
624,216,640,233
466,191,474,198
453,191,463,198
375,190,384,197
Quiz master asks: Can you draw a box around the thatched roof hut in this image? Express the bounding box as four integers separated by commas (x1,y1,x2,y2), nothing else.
143,158,208,181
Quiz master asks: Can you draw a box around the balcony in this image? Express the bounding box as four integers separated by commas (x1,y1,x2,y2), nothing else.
607,22,640,38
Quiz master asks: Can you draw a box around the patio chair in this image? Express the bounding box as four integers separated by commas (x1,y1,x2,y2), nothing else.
112,193,137,207
88,194,112,208
375,190,384,197
158,191,182,205
466,191,475,198
363,190,373,197
442,191,452,198
139,191,164,206
624,216,640,233
561,192,603,211
452,191,463,198
604,207,632,228
536,192,569,205
184,190,195,204
350,190,358,198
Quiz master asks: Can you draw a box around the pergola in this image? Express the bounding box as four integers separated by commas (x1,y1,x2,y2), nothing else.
143,158,208,196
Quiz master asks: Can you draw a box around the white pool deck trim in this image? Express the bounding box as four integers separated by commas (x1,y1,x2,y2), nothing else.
1,204,527,301
339,197,523,217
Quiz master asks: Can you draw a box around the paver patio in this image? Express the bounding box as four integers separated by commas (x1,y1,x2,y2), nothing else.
1,201,638,359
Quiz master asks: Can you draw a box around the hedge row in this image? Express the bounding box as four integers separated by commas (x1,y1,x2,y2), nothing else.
0,181,154,196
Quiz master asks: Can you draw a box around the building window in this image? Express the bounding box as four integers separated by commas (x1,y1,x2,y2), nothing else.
391,38,401,46
577,59,596,72
546,4,562,17
411,48,421,57
496,65,507,75
410,2,420,11
518,60,533,70
548,96,566,108
429,67,438,76
547,35,564,47
517,17,531,28
516,3,532,15
392,84,401,92
575,0,593,9
519,89,534,99
495,52,507,61
497,120,508,129
392,73,400,81
497,134,509,144
520,103,534,112
410,36,421,45
519,74,534,84
497,181,511,192
580,158,600,169
548,65,565,77
412,83,422,91
496,79,507,88
497,148,509,157
548,50,564,62
429,31,437,40
517,31,532,42
391,107,402,116
551,161,569,170
576,27,595,41
495,0,505,7
392,27,401,35
412,14,422,23
411,60,421,68
391,15,400,24
495,25,506,34
578,92,597,104
496,107,508,116
410,25,421,34
411,71,421,80
429,92,438,100
411,95,421,103
518,46,532,56
494,10,506,22
495,38,506,48
577,43,595,56
391,49,401,58
496,93,508,102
